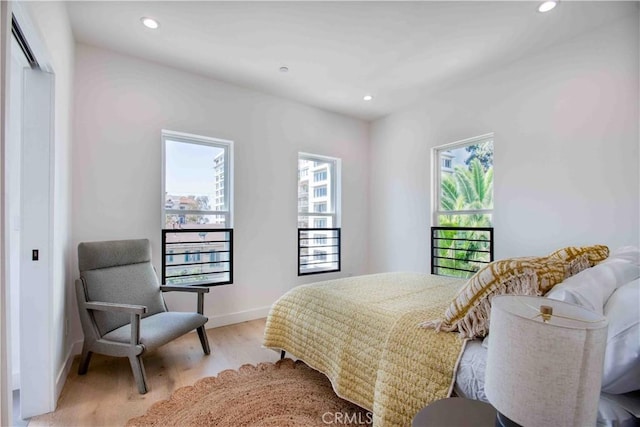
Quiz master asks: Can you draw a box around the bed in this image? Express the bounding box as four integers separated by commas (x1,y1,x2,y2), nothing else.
263,272,469,426
263,247,640,427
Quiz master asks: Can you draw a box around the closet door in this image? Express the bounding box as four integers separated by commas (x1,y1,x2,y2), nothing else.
20,67,54,419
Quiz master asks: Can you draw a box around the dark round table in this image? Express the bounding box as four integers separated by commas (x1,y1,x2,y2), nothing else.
412,397,497,427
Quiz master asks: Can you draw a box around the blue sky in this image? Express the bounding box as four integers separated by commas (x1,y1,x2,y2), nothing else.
448,146,471,167
165,140,223,197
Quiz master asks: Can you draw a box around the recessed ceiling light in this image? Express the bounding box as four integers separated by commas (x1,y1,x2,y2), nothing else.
538,1,558,13
279,66,289,73
363,95,373,101
141,17,159,29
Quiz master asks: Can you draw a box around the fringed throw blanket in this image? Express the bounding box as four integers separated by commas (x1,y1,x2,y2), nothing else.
263,272,467,427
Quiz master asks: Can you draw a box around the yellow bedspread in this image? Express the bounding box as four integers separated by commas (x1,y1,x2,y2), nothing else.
263,272,467,427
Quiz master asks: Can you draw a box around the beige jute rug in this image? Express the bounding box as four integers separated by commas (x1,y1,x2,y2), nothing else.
126,358,372,426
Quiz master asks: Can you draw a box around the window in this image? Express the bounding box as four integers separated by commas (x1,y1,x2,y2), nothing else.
298,153,341,275
314,234,327,245
314,170,327,182
204,250,230,268
184,251,201,263
314,186,327,198
162,130,233,229
432,134,494,278
433,133,493,227
161,130,234,286
314,218,327,228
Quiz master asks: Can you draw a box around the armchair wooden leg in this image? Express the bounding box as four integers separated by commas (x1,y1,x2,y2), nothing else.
197,326,211,355
129,355,148,394
78,343,93,375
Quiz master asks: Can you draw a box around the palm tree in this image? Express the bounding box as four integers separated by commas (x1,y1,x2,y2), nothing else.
440,158,492,220
436,158,493,277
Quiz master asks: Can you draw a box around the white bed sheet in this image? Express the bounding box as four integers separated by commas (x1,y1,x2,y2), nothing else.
454,340,639,426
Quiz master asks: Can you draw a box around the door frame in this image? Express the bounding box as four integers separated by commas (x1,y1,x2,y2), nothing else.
0,1,12,424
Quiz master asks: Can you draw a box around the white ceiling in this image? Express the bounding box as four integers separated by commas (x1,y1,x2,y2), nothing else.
66,1,635,121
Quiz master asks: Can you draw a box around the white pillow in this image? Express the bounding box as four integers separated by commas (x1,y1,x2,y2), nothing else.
609,246,640,265
546,257,640,314
481,334,490,349
601,279,640,394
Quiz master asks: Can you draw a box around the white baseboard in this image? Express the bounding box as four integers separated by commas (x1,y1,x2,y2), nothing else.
55,340,82,401
204,306,271,329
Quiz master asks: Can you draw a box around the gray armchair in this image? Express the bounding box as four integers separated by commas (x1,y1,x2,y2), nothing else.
75,238,210,394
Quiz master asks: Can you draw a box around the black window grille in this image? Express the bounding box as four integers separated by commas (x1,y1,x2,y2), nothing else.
298,228,341,276
431,226,494,278
162,228,233,286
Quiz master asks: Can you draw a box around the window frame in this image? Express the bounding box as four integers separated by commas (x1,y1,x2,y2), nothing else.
432,133,494,226
161,129,234,229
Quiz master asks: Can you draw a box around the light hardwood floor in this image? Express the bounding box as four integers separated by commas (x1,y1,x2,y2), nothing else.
29,318,280,427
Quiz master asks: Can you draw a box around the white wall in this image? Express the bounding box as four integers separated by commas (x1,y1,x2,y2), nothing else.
21,0,75,403
72,44,369,328
369,14,639,272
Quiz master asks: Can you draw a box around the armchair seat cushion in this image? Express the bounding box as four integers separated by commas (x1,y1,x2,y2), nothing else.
102,312,208,351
